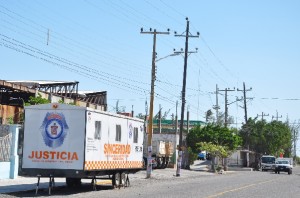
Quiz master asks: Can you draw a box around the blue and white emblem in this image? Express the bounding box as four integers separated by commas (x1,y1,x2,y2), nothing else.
128,123,133,139
40,112,69,148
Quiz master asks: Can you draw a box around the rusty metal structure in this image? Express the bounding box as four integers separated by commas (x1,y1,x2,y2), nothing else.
0,80,107,124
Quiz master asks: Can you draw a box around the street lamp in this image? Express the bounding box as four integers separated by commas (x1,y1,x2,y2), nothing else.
155,53,180,62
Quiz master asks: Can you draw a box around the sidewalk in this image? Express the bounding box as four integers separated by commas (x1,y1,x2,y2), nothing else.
0,176,66,194
0,168,213,194
0,160,250,194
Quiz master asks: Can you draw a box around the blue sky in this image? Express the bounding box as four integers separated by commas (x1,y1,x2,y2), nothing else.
1,0,300,131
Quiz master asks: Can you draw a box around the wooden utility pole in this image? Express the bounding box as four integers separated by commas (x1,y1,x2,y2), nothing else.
175,101,178,168
237,82,252,124
218,87,235,127
213,84,220,124
187,105,190,134
141,28,169,178
158,104,162,133
272,110,282,121
257,112,269,121
175,18,199,177
237,82,252,167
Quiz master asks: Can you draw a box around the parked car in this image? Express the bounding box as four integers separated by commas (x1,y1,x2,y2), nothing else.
197,151,206,160
274,159,292,175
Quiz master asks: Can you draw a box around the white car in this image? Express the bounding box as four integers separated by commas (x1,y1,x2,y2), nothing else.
274,159,292,175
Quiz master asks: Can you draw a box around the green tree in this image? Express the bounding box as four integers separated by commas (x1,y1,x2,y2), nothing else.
214,111,235,127
186,123,242,171
205,109,214,123
239,118,292,157
27,93,50,105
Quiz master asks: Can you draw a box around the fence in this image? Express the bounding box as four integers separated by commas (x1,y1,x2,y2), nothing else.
0,125,19,179
0,125,11,162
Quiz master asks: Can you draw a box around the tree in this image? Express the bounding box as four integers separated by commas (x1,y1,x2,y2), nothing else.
205,109,214,123
136,113,145,120
239,118,292,157
27,93,50,105
289,120,300,159
186,123,242,171
196,142,229,172
214,111,235,127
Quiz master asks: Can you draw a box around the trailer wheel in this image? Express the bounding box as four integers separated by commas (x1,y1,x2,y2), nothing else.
156,157,162,169
164,158,169,169
66,178,81,188
113,173,121,188
121,173,126,187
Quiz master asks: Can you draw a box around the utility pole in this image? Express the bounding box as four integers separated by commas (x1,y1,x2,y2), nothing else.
218,87,235,127
175,17,199,176
131,105,134,117
175,101,178,169
144,99,148,146
237,82,252,167
141,28,169,178
213,84,220,124
186,105,190,134
257,112,269,121
237,82,252,124
158,104,162,133
272,110,282,121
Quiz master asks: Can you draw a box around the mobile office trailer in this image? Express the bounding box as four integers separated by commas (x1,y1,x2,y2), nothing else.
21,103,144,187
152,140,174,168
143,134,174,169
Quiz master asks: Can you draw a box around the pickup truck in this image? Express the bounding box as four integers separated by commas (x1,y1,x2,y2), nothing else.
274,159,292,175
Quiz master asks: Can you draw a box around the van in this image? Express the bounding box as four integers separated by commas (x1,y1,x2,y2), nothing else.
260,155,276,171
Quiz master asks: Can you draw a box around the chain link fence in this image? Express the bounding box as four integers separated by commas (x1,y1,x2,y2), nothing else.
0,125,11,162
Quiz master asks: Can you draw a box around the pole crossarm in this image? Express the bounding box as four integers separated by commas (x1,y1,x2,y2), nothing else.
237,82,252,124
257,112,269,121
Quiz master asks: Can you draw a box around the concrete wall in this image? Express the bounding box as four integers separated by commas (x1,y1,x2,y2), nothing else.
0,125,19,179
0,162,10,179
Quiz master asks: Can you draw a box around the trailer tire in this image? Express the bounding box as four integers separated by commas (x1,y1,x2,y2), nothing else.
156,157,162,169
113,172,121,188
66,178,81,188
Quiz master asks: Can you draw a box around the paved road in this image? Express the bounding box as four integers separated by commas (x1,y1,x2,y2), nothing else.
1,161,300,198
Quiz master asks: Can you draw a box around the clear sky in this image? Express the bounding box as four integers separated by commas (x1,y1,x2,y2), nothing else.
1,0,300,130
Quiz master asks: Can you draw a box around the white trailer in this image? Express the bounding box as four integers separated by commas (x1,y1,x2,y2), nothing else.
143,133,175,169
21,103,144,189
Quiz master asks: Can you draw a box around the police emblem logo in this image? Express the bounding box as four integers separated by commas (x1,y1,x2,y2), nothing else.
41,112,69,148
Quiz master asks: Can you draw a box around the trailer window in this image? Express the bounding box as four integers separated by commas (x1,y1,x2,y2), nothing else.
94,121,101,140
116,124,121,141
133,127,138,143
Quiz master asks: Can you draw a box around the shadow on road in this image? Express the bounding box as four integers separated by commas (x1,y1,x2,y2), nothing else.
6,183,114,197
